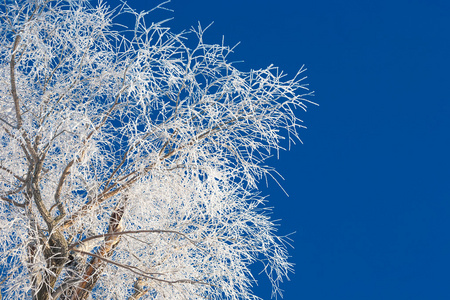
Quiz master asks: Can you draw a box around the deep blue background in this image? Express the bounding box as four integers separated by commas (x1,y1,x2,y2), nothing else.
121,0,450,299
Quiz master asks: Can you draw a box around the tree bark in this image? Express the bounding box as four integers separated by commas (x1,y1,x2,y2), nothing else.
70,204,125,300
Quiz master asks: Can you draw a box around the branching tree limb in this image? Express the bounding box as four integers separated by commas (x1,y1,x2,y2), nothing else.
0,0,314,299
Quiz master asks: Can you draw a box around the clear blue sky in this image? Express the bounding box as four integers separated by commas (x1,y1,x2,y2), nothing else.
116,0,450,298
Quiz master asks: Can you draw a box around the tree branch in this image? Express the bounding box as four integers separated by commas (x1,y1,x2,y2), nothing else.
10,35,22,129
0,115,15,128
72,249,211,286
70,203,126,300
30,159,53,228
0,164,25,182
69,229,204,252
0,195,25,208
128,278,147,300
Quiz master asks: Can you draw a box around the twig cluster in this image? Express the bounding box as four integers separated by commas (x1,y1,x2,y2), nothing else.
0,0,314,299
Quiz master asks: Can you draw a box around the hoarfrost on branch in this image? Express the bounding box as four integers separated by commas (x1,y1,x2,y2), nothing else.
0,0,314,299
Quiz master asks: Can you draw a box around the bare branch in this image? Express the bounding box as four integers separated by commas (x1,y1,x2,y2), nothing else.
128,278,147,300
72,249,212,286
69,229,205,252
0,164,25,182
9,35,22,129
0,195,25,208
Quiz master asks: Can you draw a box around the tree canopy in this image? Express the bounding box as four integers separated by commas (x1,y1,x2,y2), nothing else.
0,0,313,299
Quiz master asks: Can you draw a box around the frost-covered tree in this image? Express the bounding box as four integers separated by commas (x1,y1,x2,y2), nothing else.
0,0,314,299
